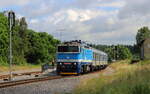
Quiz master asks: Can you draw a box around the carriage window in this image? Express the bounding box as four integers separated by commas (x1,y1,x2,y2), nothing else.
58,46,79,52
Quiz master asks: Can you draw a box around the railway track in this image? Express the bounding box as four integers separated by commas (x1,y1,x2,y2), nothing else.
0,75,9,80
0,75,63,88
0,71,42,80
0,67,108,89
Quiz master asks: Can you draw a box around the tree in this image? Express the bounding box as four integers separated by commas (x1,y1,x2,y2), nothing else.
0,12,60,65
117,45,132,60
24,30,60,64
0,13,9,65
19,17,28,56
94,44,132,61
136,26,150,46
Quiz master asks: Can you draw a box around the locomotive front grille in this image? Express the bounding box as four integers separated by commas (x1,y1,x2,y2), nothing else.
57,62,77,72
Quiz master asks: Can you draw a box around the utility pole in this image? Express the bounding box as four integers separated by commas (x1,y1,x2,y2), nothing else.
112,45,115,61
8,11,15,81
56,28,65,42
60,32,62,41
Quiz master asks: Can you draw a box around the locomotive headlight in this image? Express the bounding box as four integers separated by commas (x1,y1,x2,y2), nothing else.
74,62,77,65
60,62,62,65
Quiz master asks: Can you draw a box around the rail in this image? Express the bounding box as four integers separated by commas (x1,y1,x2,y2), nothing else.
0,75,63,88
0,71,42,80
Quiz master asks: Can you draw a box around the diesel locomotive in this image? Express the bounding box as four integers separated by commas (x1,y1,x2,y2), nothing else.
56,40,108,75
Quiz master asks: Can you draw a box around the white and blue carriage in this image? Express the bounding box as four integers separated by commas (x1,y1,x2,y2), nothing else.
56,40,108,75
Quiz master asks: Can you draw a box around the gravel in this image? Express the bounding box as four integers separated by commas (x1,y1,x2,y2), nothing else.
0,77,80,94
0,67,113,94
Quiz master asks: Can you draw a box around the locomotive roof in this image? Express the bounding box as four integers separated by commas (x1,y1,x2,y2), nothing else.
58,40,107,56
58,40,87,46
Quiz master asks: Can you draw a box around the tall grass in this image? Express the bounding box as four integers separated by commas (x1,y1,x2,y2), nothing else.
99,68,150,94
73,60,150,94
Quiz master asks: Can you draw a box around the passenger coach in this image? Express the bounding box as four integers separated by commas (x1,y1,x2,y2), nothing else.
56,40,108,75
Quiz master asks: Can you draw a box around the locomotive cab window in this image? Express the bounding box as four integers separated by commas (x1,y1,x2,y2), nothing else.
58,46,79,52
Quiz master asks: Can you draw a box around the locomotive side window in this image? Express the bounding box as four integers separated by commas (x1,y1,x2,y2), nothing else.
58,46,79,52
69,46,79,52
58,46,67,52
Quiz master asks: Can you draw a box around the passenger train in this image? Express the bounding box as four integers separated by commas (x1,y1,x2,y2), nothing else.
56,40,108,75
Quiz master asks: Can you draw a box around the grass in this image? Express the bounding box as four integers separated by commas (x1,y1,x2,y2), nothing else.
0,64,41,72
73,60,150,94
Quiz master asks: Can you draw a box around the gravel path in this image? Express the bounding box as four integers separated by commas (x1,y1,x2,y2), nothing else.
0,67,114,94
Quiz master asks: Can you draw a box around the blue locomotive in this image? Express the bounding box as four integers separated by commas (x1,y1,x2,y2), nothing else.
56,40,108,75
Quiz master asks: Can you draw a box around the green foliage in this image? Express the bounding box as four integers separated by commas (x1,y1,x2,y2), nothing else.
136,26,150,46
0,12,60,65
0,56,8,66
117,45,132,60
25,30,60,64
93,45,132,61
126,45,140,60
0,13,9,65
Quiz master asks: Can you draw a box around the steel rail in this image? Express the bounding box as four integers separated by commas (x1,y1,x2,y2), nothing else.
0,71,42,79
0,66,108,88
0,76,63,88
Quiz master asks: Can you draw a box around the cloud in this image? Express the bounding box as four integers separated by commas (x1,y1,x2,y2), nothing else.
119,0,150,19
1,0,150,45
0,0,31,7
97,0,125,8
29,19,39,24
28,8,120,44
25,0,127,44
67,9,102,22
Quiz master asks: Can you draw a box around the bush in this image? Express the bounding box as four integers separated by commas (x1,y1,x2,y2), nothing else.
0,56,8,66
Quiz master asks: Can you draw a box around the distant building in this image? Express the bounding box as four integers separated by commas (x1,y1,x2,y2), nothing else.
140,38,150,60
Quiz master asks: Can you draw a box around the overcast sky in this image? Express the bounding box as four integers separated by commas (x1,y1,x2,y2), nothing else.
1,0,150,45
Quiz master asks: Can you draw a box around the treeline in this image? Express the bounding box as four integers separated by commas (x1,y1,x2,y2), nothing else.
93,26,150,62
0,13,60,65
92,44,134,62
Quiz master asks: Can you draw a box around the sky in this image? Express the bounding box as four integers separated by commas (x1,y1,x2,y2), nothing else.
1,0,150,45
